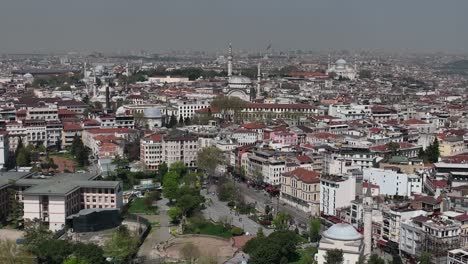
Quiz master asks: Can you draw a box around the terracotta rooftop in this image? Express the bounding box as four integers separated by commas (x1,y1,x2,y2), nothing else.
283,168,320,184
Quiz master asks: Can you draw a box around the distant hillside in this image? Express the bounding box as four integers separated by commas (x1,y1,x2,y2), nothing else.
445,60,468,70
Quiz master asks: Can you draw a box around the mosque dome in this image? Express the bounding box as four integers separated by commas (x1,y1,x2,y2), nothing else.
335,59,347,69
322,223,362,241
144,108,162,119
23,73,33,78
229,76,252,85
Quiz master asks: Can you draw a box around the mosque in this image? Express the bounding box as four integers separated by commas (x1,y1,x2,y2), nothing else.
316,186,373,263
326,56,358,80
223,43,261,101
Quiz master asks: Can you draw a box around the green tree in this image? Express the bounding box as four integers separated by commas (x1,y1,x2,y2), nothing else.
272,212,292,231
391,254,403,264
7,183,23,228
167,114,178,128
0,239,35,264
309,218,321,242
16,148,31,167
23,220,54,256
367,254,386,264
386,141,400,156
112,155,130,171
249,240,282,264
168,207,183,223
103,226,139,264
63,256,89,264
427,138,440,163
419,252,431,264
257,227,265,238
162,171,180,202
196,146,226,181
324,249,344,264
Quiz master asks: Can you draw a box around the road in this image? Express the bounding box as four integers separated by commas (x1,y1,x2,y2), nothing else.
234,180,311,228
137,198,173,262
202,189,273,236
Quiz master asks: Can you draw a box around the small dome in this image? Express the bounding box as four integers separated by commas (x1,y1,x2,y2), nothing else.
23,73,33,78
322,223,362,241
144,108,162,118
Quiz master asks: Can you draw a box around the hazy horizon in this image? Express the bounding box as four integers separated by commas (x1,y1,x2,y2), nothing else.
1,0,468,54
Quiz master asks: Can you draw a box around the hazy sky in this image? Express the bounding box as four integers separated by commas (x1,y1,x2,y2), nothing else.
1,0,468,53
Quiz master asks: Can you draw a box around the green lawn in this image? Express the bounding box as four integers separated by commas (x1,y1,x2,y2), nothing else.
184,220,234,239
289,247,318,264
128,198,158,214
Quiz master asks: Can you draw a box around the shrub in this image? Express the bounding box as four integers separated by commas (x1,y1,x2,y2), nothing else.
227,201,235,207
231,227,244,236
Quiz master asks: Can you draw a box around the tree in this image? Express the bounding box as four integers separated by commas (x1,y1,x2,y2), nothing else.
427,137,440,163
0,239,35,264
386,141,400,156
162,171,180,202
367,254,386,264
249,240,282,264
178,115,185,126
272,212,292,231
324,249,344,264
157,162,168,182
112,155,130,171
196,146,226,180
63,256,89,264
168,207,183,223
103,226,139,264
7,183,23,228
16,148,31,167
184,117,191,125
23,220,54,256
419,252,431,264
257,227,265,238
309,218,321,242
391,254,403,264
167,114,178,128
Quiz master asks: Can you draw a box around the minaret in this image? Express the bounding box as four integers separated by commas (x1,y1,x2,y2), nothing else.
327,53,331,70
105,85,111,111
354,54,358,71
93,70,97,98
83,62,88,79
256,63,261,98
227,43,233,77
126,63,129,77
363,181,373,259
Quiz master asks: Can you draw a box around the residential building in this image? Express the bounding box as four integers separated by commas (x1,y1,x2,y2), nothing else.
363,168,422,197
320,175,356,216
280,168,320,215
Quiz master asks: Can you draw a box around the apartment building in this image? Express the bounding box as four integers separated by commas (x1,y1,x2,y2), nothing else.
363,168,422,197
320,175,356,216
280,168,321,216
140,132,199,171
324,147,377,175
0,172,122,231
170,98,211,119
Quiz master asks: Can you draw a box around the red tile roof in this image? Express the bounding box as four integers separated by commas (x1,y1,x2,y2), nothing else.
283,168,320,184
455,214,468,222
296,155,312,163
403,119,428,125
63,123,82,131
242,123,266,129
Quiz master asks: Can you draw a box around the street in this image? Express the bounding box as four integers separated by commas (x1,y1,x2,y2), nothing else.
202,189,273,236
235,180,311,228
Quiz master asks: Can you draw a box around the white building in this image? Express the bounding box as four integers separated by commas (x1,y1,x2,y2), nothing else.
326,58,357,80
316,223,363,264
328,104,371,121
140,133,199,171
320,175,356,216
170,98,212,119
0,132,8,169
148,75,190,84
230,130,258,146
448,249,468,264
363,168,422,197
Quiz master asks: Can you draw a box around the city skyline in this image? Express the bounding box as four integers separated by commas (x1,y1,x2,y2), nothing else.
1,0,468,54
